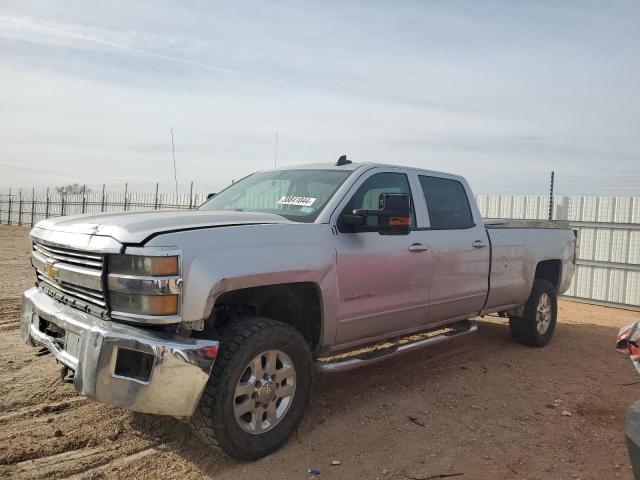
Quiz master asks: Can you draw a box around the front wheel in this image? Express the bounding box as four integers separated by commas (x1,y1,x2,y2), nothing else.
190,317,312,460
509,279,557,347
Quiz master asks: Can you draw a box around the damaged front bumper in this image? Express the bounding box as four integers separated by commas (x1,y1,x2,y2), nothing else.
20,287,218,418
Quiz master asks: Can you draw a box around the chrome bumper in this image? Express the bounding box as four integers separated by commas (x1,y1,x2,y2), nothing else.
20,287,218,418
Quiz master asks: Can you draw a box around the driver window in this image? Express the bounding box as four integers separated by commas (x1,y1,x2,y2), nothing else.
339,172,415,231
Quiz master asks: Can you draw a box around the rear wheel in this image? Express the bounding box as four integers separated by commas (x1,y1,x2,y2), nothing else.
509,279,557,347
191,317,312,460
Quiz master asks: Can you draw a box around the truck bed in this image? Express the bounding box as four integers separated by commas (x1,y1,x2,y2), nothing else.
482,220,575,315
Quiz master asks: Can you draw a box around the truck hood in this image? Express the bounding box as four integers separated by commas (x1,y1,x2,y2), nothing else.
34,210,292,245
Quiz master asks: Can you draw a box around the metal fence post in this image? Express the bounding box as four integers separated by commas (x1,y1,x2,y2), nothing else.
154,183,159,210
101,184,105,212
45,188,50,219
7,189,11,225
61,195,65,217
548,171,555,221
30,188,35,226
189,181,193,209
18,189,23,226
81,184,86,214
124,183,128,211
1,189,8,224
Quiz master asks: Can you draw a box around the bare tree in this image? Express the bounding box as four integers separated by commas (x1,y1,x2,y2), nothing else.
55,184,90,196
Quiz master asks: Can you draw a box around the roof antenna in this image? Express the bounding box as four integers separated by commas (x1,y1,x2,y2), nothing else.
336,154,351,166
274,130,278,168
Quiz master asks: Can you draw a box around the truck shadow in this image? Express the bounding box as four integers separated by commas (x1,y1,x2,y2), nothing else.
128,318,637,476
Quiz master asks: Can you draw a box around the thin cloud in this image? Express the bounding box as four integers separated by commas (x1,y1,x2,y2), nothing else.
0,15,307,91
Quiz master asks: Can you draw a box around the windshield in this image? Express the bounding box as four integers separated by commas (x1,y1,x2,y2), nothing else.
198,169,352,222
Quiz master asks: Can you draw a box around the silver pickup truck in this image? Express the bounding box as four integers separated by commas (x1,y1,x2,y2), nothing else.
20,158,576,459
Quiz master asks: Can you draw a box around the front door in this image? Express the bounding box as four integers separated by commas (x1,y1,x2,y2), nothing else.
333,170,430,344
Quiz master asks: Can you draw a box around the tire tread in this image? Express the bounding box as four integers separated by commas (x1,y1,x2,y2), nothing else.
509,279,557,347
190,317,310,458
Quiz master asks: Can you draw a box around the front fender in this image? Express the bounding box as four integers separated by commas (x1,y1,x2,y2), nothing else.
145,223,339,345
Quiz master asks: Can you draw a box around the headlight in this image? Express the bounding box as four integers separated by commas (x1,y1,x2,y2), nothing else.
107,251,182,323
109,255,179,276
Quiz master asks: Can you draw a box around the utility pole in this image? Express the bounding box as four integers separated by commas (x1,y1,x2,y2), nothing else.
171,129,178,198
548,171,555,221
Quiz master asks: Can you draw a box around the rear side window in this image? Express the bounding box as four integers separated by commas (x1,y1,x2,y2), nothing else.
419,176,474,229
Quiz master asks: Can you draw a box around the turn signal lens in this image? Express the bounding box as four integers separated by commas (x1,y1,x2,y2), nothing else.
389,216,411,226
110,292,178,316
149,256,179,276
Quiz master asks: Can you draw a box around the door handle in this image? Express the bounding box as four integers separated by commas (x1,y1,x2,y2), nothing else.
408,243,429,252
472,240,488,248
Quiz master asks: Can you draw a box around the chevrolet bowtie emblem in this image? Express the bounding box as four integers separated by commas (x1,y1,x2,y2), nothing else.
44,261,59,281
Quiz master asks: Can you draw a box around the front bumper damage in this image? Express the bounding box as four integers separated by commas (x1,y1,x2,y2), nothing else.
20,287,218,418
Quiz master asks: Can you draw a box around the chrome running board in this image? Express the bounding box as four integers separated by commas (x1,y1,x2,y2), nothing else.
315,320,477,373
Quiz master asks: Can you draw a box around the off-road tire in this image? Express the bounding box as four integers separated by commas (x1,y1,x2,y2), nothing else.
190,317,312,460
509,279,557,347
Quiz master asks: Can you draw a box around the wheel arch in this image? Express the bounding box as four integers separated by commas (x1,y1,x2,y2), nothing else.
534,259,562,291
207,282,324,353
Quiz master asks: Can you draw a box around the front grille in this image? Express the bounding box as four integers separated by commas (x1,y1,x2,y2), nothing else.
33,242,103,269
32,240,107,314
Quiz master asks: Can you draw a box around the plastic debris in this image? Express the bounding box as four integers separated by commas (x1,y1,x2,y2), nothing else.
308,468,321,478
562,410,572,417
331,460,341,466
617,322,640,373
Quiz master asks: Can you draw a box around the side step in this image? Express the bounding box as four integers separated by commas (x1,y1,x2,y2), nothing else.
315,320,477,373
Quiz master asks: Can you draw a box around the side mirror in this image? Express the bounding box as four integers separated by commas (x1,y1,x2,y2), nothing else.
207,192,217,200
344,192,411,235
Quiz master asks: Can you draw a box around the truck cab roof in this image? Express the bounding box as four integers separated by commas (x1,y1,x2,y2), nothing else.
270,161,459,180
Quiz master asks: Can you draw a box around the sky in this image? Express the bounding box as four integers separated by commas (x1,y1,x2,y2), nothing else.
0,0,639,195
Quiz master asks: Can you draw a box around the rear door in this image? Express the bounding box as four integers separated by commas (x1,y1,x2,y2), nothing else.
333,169,430,344
416,174,490,323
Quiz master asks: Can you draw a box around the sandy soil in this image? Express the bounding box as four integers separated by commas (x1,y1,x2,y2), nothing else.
0,224,638,479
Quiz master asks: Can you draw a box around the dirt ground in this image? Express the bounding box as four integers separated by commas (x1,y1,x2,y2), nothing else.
1,224,639,480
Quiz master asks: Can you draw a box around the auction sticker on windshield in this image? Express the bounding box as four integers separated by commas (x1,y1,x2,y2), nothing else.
277,196,316,207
